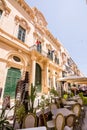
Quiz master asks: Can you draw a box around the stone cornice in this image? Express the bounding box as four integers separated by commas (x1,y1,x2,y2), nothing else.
44,29,61,49
15,0,34,20
35,24,45,36
33,7,47,27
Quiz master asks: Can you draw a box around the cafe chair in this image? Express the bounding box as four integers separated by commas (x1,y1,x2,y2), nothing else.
77,98,85,119
77,98,83,106
50,103,57,111
22,113,37,128
61,98,67,105
49,103,58,121
64,114,75,130
72,103,81,130
55,113,65,130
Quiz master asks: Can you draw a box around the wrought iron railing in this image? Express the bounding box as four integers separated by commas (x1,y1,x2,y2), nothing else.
29,44,60,64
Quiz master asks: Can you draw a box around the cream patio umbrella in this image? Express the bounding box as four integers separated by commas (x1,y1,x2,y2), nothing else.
58,76,87,84
58,76,87,96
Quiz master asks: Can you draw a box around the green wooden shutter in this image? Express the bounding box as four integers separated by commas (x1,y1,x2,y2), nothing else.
4,67,21,98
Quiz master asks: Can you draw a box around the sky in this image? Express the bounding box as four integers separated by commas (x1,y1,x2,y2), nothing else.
25,0,87,76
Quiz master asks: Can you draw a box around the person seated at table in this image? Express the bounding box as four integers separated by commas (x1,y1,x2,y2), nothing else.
59,98,64,108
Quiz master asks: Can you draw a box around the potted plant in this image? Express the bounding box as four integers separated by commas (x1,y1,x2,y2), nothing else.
0,106,14,130
50,87,59,97
28,83,37,113
14,101,26,129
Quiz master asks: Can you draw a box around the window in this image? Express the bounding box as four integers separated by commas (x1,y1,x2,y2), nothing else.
62,71,67,77
0,10,3,18
55,56,59,64
13,56,21,62
47,49,53,60
18,26,26,42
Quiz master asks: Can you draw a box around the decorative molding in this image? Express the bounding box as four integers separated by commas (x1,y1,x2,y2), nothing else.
45,29,61,49
54,50,58,56
0,0,11,16
15,0,34,20
0,0,6,9
14,15,20,25
4,6,11,16
33,32,44,43
35,24,45,36
14,15,30,33
33,7,47,27
46,44,52,50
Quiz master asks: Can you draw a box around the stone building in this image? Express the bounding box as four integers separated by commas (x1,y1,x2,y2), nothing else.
0,0,83,102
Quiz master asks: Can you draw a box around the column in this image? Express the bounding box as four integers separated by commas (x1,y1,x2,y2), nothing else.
31,56,36,86
44,62,49,87
52,70,56,88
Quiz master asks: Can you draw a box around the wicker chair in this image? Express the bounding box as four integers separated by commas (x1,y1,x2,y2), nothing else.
50,103,58,112
72,103,81,130
22,113,37,128
77,98,85,120
64,114,75,130
55,113,65,130
61,98,67,105
77,98,83,106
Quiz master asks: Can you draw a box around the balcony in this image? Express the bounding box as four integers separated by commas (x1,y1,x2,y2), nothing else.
29,44,47,57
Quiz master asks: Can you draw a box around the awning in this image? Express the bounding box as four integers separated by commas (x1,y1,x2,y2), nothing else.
58,76,87,84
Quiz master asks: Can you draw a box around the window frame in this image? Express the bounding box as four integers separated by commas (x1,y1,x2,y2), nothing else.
18,25,26,42
0,9,3,18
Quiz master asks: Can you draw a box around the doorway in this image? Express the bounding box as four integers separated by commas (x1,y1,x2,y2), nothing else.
4,67,21,99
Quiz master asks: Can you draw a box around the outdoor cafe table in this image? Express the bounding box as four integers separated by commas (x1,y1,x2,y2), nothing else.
36,107,50,117
68,96,80,101
51,108,75,118
36,107,50,126
65,101,77,106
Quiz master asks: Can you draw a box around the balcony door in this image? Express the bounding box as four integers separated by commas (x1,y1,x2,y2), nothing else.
35,63,42,92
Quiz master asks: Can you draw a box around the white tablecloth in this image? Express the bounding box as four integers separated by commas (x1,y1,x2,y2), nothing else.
51,108,75,117
17,126,46,130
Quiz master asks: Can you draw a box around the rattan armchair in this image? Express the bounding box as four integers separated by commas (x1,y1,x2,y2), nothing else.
55,113,65,130
64,114,75,130
72,103,81,130
22,113,37,128
77,98,85,120
50,103,58,112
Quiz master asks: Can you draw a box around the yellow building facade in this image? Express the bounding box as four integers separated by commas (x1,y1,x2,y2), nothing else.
0,0,83,102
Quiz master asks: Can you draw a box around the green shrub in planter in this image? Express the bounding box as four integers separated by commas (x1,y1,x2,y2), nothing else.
63,94,68,100
83,96,87,105
79,92,83,99
50,87,59,97
70,92,74,97
15,103,26,124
